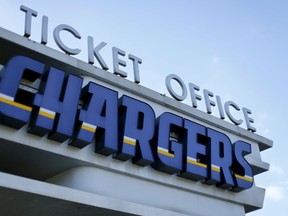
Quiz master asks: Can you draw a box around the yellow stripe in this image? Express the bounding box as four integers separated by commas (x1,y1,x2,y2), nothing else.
124,138,136,146
212,166,220,172
235,174,253,182
0,96,32,111
81,124,96,133
39,110,55,119
157,148,174,158
187,158,207,168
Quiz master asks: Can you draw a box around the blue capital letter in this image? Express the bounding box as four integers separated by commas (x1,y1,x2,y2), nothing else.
231,140,253,192
70,82,118,155
29,67,82,142
180,119,208,181
114,95,155,166
0,56,44,129
206,128,235,189
152,112,184,174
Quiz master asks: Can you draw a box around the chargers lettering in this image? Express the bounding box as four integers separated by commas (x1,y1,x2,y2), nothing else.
0,56,253,192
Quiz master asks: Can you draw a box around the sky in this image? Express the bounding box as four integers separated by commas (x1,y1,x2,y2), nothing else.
0,0,287,215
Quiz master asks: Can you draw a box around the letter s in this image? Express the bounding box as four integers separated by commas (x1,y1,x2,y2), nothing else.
231,140,254,192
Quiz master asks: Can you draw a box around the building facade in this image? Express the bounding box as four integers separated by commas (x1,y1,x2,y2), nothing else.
0,24,272,216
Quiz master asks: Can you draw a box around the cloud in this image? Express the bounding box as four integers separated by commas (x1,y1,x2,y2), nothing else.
211,56,220,64
270,164,285,176
280,181,288,189
266,186,285,201
264,164,288,202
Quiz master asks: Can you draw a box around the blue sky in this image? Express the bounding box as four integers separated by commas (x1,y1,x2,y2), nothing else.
0,1,287,215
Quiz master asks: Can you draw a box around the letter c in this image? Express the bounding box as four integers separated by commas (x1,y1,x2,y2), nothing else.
53,24,81,55
224,101,243,126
